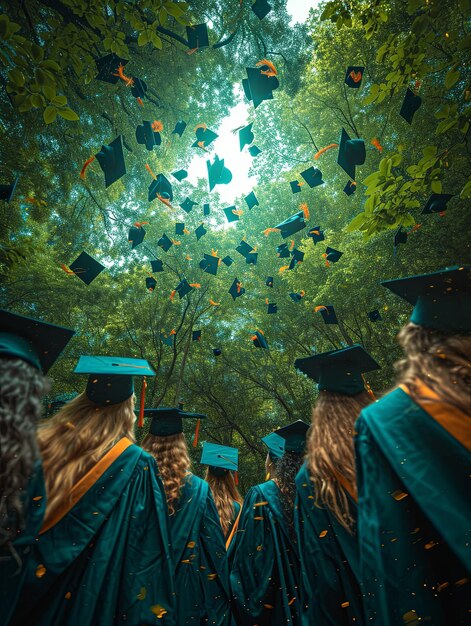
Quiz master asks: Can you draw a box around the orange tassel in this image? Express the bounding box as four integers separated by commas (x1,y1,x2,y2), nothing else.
289,240,295,251
314,305,328,313
279,265,289,273
137,377,147,428
136,97,144,106
256,59,277,77
185,255,192,261
313,143,338,160
169,329,176,335
232,209,243,216
236,281,242,294
157,195,174,209
189,283,201,288
186,47,198,55
80,156,96,180
183,228,190,234
211,249,218,257
209,299,220,306
371,138,383,152
234,471,239,485
362,375,377,401
134,221,149,228
145,163,157,180
172,240,181,245
322,253,330,267
265,298,269,305
409,223,422,233
300,203,310,220
193,418,201,447
152,120,163,132
300,290,305,297
195,123,207,131
170,290,176,300
60,264,75,274
113,64,134,87
196,141,208,151
439,211,446,217
349,69,362,83
263,228,280,236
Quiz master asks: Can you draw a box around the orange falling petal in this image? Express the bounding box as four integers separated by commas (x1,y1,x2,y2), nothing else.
313,143,338,160
371,138,383,152
145,163,157,180
319,530,328,538
32,495,43,501
341,601,350,609
136,97,144,106
300,202,310,220
279,265,289,273
209,299,220,306
80,156,96,180
187,541,196,548
264,604,274,609
256,59,278,77
152,120,163,132
392,490,409,501
170,290,176,301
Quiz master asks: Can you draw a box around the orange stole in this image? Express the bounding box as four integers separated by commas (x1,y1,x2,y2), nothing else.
225,506,243,551
332,467,358,503
40,437,133,534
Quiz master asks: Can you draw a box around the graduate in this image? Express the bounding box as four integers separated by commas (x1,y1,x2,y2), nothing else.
0,310,75,626
11,355,176,626
293,344,380,625
229,420,309,626
200,441,243,540
355,266,471,625
142,406,231,626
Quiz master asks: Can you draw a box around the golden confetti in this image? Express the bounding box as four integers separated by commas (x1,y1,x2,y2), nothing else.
341,601,350,608
254,516,264,520
264,604,274,609
150,605,167,619
288,597,296,606
392,490,409,501
64,592,72,600
187,541,196,548
181,559,191,564
319,530,328,538
137,587,147,600
32,496,43,501
424,540,439,550
200,565,206,570
92,511,99,515
265,472,271,480
436,582,449,592
35,564,46,578
256,545,263,552
207,573,218,580
455,577,469,587
402,610,420,625
254,501,268,507
143,466,149,471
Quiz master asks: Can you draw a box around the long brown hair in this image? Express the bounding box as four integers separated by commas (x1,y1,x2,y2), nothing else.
204,468,242,536
142,433,191,515
396,323,471,415
275,450,304,543
38,392,135,528
0,359,49,546
307,390,372,531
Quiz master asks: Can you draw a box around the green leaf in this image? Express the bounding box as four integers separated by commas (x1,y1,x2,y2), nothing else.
444,68,460,90
8,67,25,87
30,93,45,108
40,59,61,72
42,84,57,100
460,177,471,199
165,2,185,18
138,31,149,46
430,179,442,194
31,43,44,63
435,118,458,134
52,95,67,106
363,172,380,187
43,105,57,124
151,33,162,49
57,107,79,121
346,212,366,232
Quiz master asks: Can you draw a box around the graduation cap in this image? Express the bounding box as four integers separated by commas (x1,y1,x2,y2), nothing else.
295,344,380,396
252,0,272,19
399,88,422,124
337,128,366,180
289,292,304,302
274,211,306,238
325,247,343,263
273,420,309,454
146,276,157,291
200,441,238,472
421,193,453,215
130,77,147,100
300,167,324,188
344,66,364,88
213,348,222,356
367,309,382,322
174,279,194,299
277,243,290,258
0,310,75,374
172,169,188,182
252,330,268,349
95,136,126,188
151,259,164,273
381,265,471,333
157,234,173,252
68,251,105,285
95,53,129,84
229,278,245,300
192,330,202,341
239,123,254,151
308,226,325,244
136,121,161,151
315,304,338,324
195,223,207,240
203,203,210,216
222,256,234,266
267,302,278,314
175,222,185,236
242,66,279,109
236,240,255,258
160,332,173,347
199,253,219,276
289,180,302,194
172,120,187,137
128,224,146,249
207,155,232,191
266,276,274,287
246,251,258,265
224,206,240,223
148,405,207,437
74,355,155,406
245,191,259,209
186,23,209,50
248,145,262,157
343,180,356,196
289,248,304,269
261,432,285,459
180,197,198,214
0,176,19,202
148,174,173,202
394,227,408,249
193,125,218,148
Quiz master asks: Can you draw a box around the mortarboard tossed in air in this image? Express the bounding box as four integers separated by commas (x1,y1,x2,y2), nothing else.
252,330,268,349
236,240,255,258
262,432,285,459
193,125,218,149
266,276,274,287
277,243,290,258
300,167,324,188
315,304,338,324
136,121,162,151
290,180,302,194
308,226,325,244
337,128,366,180
146,276,157,291
147,404,207,437
213,348,222,356
222,256,234,266
267,302,278,314
242,64,279,109
175,222,186,236
367,309,382,322
421,193,453,215
0,176,18,202
229,278,245,300
246,251,258,265
195,223,207,240
199,253,219,276
399,88,422,125
248,145,262,157
68,251,105,285
203,203,210,216
381,265,471,333
289,292,304,302
172,120,187,137
200,441,239,474
273,420,309,454
151,258,164,273
289,248,304,269
252,0,272,20
295,344,380,396
149,173,173,202
128,223,146,249
172,169,188,182
239,123,254,151
157,233,173,252
160,332,173,347
245,191,259,209
324,247,343,264
274,210,306,238
95,136,126,188
0,310,75,374
394,226,408,251
224,206,241,223
344,66,364,88
343,180,356,196
192,330,202,341
186,23,210,50
180,197,198,214
174,279,194,299
207,155,232,191
130,77,147,100
95,53,129,84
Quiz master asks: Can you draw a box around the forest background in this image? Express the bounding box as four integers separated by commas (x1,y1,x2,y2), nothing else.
1,0,470,490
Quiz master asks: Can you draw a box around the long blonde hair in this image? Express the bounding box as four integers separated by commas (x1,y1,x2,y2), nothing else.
205,468,242,536
396,323,471,415
307,390,372,531
142,433,191,515
38,392,135,527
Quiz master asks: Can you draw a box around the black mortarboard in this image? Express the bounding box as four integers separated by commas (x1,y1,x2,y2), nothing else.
174,279,194,299
180,197,198,214
229,278,245,300
207,155,232,191
175,222,185,236
239,123,254,151
236,240,255,258
128,224,146,249
381,265,471,333
193,125,218,148
290,180,302,194
266,276,274,287
192,330,201,341
69,251,105,285
290,248,304,266
325,247,343,263
245,191,259,209
337,128,366,180
172,120,187,137
172,169,188,182
136,121,161,151
344,66,364,88
186,23,209,50
308,226,325,244
343,180,356,196
273,420,309,454
203,203,210,216
0,176,19,202
222,256,234,266
151,259,164,273
289,292,304,302
195,223,207,240
95,136,126,188
242,66,279,109
252,0,272,19
224,206,240,223
146,276,157,291
316,304,338,324
95,54,129,84
148,174,173,202
421,193,453,215
248,145,262,157
300,167,324,188
199,253,219,276
246,252,258,265
275,211,306,238
394,227,408,248
130,77,147,100
252,330,268,349
399,88,422,125
277,243,290,258
148,406,207,437
367,309,382,322
267,302,278,314
295,344,380,396
157,234,173,252
213,348,222,356
0,310,75,373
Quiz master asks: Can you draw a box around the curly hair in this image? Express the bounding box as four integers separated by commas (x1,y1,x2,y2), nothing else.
205,468,242,536
395,323,471,415
38,393,135,528
142,433,191,515
307,390,372,531
275,450,304,543
0,358,49,546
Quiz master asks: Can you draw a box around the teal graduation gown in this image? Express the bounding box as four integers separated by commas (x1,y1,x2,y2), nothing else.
295,463,364,625
169,473,231,625
11,439,177,626
226,500,241,541
229,480,301,625
355,388,471,625
0,461,46,626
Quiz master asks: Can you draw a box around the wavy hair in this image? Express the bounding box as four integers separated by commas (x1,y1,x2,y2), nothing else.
307,390,372,531
205,468,242,536
395,322,471,415
38,393,135,528
275,450,304,543
0,359,49,546
142,433,191,515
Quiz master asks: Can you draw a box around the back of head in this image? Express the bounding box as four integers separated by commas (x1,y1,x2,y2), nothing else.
205,468,242,536
275,450,304,543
